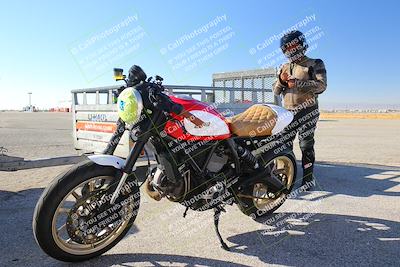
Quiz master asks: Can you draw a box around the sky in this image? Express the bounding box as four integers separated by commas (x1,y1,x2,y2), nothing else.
0,0,399,110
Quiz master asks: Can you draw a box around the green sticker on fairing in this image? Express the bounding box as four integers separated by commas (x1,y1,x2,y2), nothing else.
117,88,140,124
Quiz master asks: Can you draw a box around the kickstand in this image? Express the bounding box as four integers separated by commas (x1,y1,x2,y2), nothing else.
183,206,189,218
213,206,230,251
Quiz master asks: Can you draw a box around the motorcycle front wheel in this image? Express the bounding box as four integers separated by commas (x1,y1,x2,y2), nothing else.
33,160,140,262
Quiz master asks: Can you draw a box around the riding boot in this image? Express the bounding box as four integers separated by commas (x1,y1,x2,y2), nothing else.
301,150,315,190
301,165,315,190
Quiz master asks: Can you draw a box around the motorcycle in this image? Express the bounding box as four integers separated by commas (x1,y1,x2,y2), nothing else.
33,65,297,262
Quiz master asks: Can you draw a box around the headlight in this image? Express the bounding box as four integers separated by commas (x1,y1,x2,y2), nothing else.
117,87,143,125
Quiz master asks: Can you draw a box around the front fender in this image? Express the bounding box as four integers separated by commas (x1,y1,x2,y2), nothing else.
88,155,126,170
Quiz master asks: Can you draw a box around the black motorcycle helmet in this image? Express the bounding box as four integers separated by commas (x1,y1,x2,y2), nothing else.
128,65,147,87
280,30,308,61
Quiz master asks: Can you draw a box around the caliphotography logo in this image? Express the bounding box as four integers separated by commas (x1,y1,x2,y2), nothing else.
1,1,400,267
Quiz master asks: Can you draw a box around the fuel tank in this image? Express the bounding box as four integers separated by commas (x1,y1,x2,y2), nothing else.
164,95,231,141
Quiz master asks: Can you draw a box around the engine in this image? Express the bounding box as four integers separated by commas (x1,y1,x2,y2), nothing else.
145,140,231,210
206,146,228,173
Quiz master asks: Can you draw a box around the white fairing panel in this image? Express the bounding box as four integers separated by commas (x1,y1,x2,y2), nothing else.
266,104,294,135
88,155,126,169
183,110,230,136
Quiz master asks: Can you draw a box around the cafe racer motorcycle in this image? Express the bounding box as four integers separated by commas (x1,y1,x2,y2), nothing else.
33,65,297,262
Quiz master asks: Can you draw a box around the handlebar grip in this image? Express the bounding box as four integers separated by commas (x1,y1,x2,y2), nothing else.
171,102,184,114
153,91,182,114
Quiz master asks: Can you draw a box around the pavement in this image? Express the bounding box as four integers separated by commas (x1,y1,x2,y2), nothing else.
0,112,399,266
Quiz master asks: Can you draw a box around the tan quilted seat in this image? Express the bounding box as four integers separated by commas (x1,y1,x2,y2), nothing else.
228,105,277,137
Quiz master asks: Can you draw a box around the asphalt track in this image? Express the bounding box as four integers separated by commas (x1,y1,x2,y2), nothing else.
0,112,399,266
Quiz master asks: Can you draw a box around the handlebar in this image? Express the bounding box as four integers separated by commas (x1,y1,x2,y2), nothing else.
148,84,207,128
115,77,206,128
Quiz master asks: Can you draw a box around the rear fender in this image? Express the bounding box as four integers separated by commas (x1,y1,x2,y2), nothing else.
258,146,295,164
237,148,295,192
267,104,294,135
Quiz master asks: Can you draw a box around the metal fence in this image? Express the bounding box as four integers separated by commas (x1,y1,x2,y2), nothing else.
212,68,280,107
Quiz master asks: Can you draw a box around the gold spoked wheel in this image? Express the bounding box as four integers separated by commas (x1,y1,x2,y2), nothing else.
252,155,295,210
51,176,135,255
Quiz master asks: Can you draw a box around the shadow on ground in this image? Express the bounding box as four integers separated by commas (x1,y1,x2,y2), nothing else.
312,161,400,198
0,154,83,171
0,161,399,266
73,253,250,267
227,212,399,266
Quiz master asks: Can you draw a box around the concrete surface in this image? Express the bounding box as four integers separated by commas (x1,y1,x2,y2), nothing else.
1,112,399,166
0,112,78,159
309,118,400,167
0,112,399,266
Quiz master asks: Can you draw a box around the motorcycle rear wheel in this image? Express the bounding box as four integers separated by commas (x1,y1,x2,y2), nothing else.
33,160,140,262
237,154,297,219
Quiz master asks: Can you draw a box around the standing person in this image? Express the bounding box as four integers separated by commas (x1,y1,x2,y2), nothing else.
273,30,327,190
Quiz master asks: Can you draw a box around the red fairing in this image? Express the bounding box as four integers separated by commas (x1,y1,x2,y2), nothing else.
164,95,231,141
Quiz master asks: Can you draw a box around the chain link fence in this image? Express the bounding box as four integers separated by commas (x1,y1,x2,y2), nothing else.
212,68,278,105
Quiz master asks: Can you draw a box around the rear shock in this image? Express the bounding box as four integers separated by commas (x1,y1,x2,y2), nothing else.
237,145,259,169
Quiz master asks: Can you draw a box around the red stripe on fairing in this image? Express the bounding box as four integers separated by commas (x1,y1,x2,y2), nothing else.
165,95,231,141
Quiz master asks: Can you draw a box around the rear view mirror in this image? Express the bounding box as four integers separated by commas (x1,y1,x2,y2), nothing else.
113,68,125,81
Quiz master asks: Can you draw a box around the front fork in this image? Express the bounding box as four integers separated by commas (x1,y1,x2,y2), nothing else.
102,118,126,156
109,110,163,204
